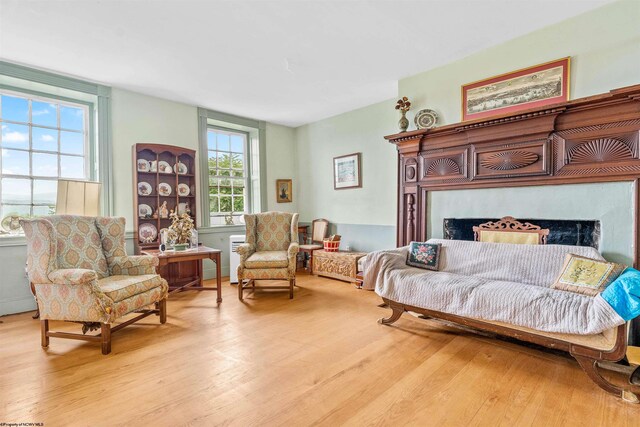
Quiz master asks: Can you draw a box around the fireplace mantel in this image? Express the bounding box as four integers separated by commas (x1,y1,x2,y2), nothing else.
385,84,640,261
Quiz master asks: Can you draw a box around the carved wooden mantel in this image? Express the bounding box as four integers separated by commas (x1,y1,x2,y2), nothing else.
385,84,640,265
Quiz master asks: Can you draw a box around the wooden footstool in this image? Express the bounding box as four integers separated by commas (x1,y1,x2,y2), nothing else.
312,250,367,283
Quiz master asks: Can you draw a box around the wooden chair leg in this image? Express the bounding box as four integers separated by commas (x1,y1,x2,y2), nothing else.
101,323,112,355
289,279,294,299
378,302,404,325
41,319,49,348
573,355,639,403
238,277,244,301
158,298,167,324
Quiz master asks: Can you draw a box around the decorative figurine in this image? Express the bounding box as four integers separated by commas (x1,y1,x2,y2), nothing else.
159,201,169,219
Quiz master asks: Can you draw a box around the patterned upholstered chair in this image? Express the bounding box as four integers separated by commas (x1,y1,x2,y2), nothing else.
237,212,299,300
21,215,169,355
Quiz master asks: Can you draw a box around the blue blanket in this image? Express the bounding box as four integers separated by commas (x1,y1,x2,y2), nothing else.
602,268,640,321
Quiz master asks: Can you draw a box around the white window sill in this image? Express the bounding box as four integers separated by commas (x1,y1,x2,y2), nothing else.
0,234,27,247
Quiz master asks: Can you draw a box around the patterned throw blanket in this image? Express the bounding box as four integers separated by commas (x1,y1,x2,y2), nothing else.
363,239,625,335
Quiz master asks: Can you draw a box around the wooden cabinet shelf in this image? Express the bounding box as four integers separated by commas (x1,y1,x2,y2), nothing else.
133,143,197,254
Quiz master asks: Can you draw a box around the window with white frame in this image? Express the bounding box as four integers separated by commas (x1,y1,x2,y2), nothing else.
207,127,249,224
0,90,90,220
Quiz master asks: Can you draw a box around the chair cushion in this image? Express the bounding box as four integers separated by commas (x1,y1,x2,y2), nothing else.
48,215,110,279
299,244,323,250
245,251,289,268
255,212,293,251
98,274,165,302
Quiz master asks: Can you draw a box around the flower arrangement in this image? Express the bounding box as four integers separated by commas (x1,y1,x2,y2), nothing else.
169,210,195,244
395,96,411,113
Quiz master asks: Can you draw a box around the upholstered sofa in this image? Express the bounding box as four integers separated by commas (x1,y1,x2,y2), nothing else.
21,215,169,354
364,239,640,403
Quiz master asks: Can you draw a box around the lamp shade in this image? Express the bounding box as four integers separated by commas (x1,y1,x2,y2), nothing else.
55,180,102,216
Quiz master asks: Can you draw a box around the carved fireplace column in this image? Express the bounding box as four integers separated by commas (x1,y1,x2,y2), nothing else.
394,133,422,247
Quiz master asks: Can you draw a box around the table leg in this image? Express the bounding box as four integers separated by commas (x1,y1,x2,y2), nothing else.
215,254,222,303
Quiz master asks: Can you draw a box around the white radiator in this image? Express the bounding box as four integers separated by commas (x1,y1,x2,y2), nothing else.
229,234,245,284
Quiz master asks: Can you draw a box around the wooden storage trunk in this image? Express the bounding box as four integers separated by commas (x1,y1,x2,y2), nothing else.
313,250,367,283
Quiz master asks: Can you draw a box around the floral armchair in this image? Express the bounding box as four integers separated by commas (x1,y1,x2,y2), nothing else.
237,212,299,300
21,215,168,355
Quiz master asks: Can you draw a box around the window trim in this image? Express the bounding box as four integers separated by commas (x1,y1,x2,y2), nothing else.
198,107,266,228
0,61,112,246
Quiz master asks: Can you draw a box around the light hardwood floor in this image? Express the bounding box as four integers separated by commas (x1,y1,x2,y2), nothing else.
1,273,639,426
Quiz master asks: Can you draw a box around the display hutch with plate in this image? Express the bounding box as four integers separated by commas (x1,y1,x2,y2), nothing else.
133,143,201,288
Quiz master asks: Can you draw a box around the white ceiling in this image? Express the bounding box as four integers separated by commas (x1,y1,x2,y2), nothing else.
0,0,612,127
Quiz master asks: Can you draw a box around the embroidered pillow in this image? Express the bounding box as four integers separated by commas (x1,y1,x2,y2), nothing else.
551,253,626,296
406,242,441,271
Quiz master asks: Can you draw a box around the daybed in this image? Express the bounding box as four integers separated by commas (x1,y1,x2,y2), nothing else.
364,238,640,402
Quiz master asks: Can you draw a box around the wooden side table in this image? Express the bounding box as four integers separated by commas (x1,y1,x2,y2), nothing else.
143,246,223,303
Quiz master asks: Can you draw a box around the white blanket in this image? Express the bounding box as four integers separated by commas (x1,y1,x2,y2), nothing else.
364,239,624,335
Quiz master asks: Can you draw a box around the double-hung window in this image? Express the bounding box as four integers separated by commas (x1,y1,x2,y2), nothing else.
207,127,248,225
0,90,90,219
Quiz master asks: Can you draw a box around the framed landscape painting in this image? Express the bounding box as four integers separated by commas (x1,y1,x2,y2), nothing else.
462,57,570,121
333,153,361,190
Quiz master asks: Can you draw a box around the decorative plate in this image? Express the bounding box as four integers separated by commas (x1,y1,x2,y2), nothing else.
158,182,172,196
137,182,153,196
177,183,190,196
139,223,158,243
158,161,173,174
414,109,438,129
175,162,188,175
138,204,153,218
1,215,22,233
137,159,150,172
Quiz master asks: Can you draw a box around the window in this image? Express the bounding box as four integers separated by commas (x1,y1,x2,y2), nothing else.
0,90,90,219
207,127,248,224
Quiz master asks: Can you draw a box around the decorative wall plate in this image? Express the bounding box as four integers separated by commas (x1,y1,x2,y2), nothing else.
139,223,158,243
414,109,438,129
158,161,173,174
137,159,150,172
137,182,153,196
177,183,190,196
175,162,188,175
138,204,153,218
158,183,172,196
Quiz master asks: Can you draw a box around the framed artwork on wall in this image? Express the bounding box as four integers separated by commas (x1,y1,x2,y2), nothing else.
461,57,570,122
276,179,292,203
333,153,361,190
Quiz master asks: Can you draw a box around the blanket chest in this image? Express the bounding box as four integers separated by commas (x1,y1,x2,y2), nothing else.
313,250,367,283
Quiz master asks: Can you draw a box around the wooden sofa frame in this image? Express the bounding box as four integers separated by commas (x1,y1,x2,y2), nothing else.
378,298,638,403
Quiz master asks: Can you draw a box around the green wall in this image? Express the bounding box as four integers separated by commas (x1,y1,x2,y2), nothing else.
400,0,640,126
294,0,640,261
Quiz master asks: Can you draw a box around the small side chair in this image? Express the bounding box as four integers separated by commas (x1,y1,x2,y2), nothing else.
299,218,329,273
21,215,169,355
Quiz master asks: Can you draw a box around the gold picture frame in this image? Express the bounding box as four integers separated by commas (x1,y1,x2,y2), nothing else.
276,179,292,203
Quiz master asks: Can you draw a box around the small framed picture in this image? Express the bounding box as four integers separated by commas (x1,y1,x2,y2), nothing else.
333,153,361,190
276,179,292,203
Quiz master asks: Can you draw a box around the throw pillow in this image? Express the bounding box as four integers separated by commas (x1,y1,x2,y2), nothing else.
406,242,441,271
551,253,626,296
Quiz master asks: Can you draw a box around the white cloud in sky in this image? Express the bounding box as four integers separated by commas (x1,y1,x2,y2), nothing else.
32,109,51,116
40,134,55,142
3,131,28,143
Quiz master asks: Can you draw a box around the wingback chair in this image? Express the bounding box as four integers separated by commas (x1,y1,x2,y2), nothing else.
21,215,169,355
237,212,299,300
